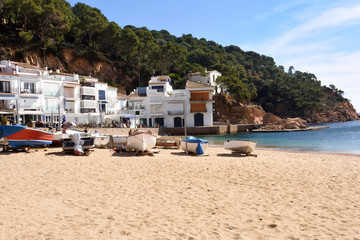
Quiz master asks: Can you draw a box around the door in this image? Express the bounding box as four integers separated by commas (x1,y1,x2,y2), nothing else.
194,113,204,126
155,118,164,127
174,117,182,127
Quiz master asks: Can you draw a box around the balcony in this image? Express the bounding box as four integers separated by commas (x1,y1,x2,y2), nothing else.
189,97,212,102
0,88,17,94
65,101,75,113
167,110,184,115
20,88,42,94
128,105,145,110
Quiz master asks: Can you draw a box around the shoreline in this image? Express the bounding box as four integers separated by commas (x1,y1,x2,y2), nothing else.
209,143,360,156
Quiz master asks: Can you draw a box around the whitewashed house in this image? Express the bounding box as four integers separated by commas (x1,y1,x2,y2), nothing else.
188,69,223,94
0,69,19,123
0,61,43,124
128,75,214,128
41,70,81,124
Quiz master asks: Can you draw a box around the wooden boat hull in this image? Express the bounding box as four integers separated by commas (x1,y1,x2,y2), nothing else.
0,125,53,148
224,140,257,154
127,132,157,152
156,136,180,149
180,141,209,154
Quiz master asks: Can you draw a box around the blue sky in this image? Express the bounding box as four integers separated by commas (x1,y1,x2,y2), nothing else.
67,0,360,112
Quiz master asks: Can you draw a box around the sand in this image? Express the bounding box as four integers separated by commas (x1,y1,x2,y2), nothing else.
0,147,359,240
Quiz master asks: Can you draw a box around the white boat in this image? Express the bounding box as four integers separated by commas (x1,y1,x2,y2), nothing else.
127,131,157,152
180,136,210,155
112,135,128,148
224,140,257,154
92,133,110,148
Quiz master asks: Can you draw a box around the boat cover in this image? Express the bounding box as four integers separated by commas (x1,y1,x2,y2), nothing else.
183,136,210,155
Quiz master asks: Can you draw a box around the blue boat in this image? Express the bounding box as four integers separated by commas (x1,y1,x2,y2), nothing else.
0,125,54,148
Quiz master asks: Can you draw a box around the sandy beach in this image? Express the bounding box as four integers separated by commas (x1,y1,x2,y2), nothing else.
0,147,359,240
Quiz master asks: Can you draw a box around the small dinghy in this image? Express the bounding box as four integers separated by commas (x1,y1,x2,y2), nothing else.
224,140,257,154
127,130,157,152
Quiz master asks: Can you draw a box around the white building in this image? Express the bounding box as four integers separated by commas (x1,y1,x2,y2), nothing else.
0,60,120,127
126,75,214,128
188,69,223,94
0,60,43,124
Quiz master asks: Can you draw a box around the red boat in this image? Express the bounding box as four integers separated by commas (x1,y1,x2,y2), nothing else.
0,125,54,148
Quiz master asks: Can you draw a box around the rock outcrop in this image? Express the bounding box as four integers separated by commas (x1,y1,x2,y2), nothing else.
262,113,282,125
304,100,360,123
213,94,266,124
261,117,308,130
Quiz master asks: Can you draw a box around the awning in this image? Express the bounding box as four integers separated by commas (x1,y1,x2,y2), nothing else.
18,111,43,115
0,95,16,100
0,111,15,114
120,114,135,118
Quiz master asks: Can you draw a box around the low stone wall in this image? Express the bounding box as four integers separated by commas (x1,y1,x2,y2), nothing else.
45,124,260,136
81,127,159,136
159,124,260,136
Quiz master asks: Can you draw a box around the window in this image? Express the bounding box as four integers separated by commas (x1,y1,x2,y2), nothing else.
152,86,164,92
99,90,106,100
24,82,35,93
0,81,10,93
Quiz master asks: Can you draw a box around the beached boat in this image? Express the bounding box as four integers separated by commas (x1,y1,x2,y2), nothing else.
112,135,128,148
0,125,53,148
156,136,180,149
61,131,95,153
92,133,110,148
180,136,210,155
127,131,157,152
224,140,257,154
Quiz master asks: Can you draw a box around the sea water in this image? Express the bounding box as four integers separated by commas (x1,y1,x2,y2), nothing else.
197,120,360,154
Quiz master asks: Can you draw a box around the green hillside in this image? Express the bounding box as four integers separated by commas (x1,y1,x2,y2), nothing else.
0,0,346,117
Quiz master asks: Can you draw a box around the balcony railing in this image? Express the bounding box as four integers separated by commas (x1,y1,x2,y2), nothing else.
0,88,17,94
128,106,145,110
189,98,211,102
20,88,42,94
167,110,184,115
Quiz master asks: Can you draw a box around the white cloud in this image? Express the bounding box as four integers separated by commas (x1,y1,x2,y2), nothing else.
268,3,360,53
258,3,360,111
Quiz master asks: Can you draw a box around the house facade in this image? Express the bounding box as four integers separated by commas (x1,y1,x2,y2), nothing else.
188,69,223,94
125,76,214,128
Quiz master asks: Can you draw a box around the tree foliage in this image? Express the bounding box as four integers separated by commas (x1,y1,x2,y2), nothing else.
0,0,347,117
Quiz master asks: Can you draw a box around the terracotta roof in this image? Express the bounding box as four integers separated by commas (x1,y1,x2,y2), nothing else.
12,61,35,68
186,80,214,89
0,73,19,76
117,92,128,98
158,75,169,80
79,75,98,80
49,72,76,76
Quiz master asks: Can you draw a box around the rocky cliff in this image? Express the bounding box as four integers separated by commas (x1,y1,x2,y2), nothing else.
304,100,360,123
22,48,128,85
